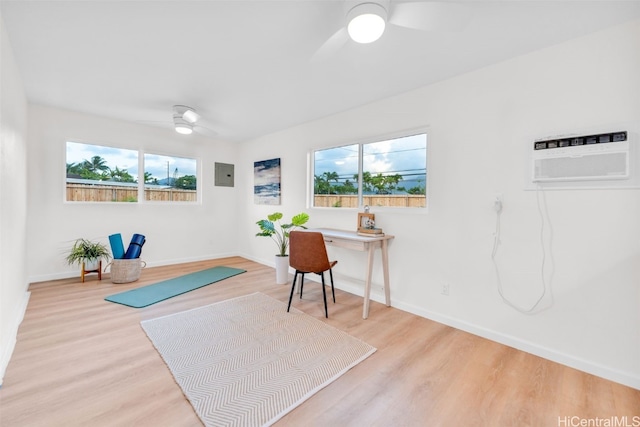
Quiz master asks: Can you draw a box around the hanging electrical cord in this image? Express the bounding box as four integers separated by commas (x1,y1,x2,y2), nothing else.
491,185,553,314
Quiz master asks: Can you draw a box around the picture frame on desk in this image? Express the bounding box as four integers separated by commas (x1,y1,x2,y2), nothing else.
357,212,375,230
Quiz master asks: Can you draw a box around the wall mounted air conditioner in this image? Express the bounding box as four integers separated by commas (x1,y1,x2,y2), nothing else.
532,131,629,183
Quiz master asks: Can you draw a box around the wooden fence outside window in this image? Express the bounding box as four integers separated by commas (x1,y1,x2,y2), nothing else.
66,184,196,202
314,194,425,208
66,185,421,206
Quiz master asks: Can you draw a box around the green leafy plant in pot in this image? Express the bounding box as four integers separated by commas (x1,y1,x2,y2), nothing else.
256,212,309,284
65,238,112,281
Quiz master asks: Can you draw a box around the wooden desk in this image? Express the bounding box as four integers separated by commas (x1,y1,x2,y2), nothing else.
312,228,394,319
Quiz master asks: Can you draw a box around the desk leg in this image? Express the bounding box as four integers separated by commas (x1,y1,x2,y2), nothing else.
381,239,391,307
363,243,375,319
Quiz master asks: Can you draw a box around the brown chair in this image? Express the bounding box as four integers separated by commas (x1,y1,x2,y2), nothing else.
287,231,337,318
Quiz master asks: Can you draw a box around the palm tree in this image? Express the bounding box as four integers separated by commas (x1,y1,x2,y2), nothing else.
355,171,373,193
82,156,109,173
144,172,158,184
109,166,135,182
66,162,82,175
314,175,329,194
322,171,339,194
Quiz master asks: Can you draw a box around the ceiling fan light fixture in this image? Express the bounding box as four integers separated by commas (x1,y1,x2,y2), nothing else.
347,2,387,44
173,104,200,124
174,118,193,135
181,108,200,124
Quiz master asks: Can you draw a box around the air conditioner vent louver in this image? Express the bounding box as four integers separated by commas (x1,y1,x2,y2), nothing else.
532,131,629,183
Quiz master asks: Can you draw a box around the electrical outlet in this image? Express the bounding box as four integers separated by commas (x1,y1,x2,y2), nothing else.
441,283,450,296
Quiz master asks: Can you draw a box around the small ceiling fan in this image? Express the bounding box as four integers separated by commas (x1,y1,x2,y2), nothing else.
172,105,200,135
313,0,472,61
171,105,217,136
138,105,217,136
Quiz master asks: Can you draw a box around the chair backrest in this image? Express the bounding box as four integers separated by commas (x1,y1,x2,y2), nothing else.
289,231,331,274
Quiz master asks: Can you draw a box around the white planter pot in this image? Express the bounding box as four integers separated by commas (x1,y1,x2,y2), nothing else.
83,259,100,271
275,255,290,285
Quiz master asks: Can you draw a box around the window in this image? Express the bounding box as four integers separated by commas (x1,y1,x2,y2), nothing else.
66,142,139,202
312,132,427,208
65,142,198,203
143,153,197,202
313,144,359,207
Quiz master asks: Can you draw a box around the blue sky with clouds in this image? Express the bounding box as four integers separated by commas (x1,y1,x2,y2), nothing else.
66,142,197,181
313,133,427,190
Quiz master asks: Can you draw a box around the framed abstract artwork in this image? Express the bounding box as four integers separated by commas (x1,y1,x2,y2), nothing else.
254,158,281,205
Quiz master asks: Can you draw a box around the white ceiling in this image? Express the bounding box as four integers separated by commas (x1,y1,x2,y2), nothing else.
2,1,640,142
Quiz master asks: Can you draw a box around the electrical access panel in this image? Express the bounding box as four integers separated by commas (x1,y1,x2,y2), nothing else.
215,162,234,187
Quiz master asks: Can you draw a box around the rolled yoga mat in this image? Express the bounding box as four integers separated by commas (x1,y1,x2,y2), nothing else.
109,233,125,259
124,233,146,259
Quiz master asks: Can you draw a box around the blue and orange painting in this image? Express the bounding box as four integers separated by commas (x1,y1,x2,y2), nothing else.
254,158,281,205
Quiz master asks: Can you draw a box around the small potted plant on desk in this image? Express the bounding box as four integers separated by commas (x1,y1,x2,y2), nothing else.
65,238,112,283
256,212,309,284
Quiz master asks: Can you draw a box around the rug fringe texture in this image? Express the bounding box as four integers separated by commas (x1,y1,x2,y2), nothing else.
141,292,376,427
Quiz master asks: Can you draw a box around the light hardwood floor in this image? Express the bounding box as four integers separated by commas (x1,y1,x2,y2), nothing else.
1,257,638,426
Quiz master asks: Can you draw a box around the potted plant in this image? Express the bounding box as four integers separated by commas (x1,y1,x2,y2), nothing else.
65,238,112,282
256,212,309,284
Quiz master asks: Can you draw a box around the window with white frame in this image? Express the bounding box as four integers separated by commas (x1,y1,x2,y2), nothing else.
66,141,139,202
143,153,197,202
312,132,427,208
65,141,197,203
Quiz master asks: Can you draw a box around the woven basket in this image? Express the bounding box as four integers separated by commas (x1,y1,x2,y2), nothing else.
106,259,146,284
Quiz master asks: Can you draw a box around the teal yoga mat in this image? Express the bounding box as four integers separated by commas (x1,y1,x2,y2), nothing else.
105,266,246,308
109,233,125,259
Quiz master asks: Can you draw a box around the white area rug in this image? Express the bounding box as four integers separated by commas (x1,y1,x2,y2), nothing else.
141,292,376,427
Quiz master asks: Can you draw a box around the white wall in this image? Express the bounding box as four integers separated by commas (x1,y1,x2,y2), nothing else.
0,12,30,384
238,19,640,389
27,105,240,282
4,12,638,391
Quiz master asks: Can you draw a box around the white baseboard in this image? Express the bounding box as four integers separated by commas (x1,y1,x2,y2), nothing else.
0,290,31,386
240,253,274,267
25,255,640,390
391,299,640,391
280,269,640,391
142,252,239,269
27,251,240,284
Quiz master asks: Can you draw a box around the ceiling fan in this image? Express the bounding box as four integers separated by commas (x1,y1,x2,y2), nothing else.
138,105,217,136
172,105,200,135
313,0,472,61
171,105,217,136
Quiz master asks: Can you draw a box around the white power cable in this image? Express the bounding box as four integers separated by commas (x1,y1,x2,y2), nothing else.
491,186,553,314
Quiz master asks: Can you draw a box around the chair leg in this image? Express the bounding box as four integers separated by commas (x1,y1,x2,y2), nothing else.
287,271,299,313
321,272,328,318
329,268,336,303
299,273,305,298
